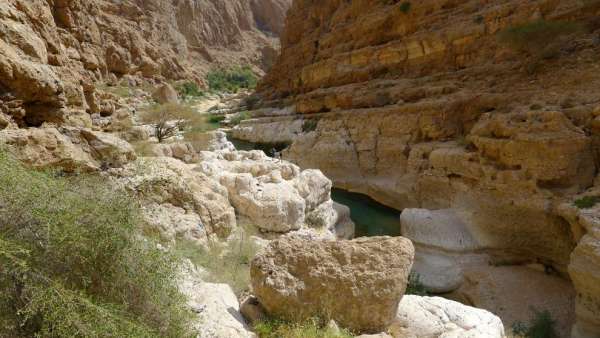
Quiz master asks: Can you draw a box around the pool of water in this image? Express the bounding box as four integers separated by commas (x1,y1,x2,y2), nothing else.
229,137,290,157
331,188,402,237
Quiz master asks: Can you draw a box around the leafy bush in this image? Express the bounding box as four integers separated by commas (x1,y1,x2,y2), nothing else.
254,318,353,338
230,111,253,126
0,151,192,337
139,103,200,143
406,273,429,296
207,66,258,93
498,20,583,55
175,233,259,295
511,309,558,338
208,114,226,124
176,82,204,99
399,1,411,13
574,195,600,209
302,119,319,133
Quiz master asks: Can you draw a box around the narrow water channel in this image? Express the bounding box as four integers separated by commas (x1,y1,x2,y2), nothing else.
228,136,402,238
331,188,402,237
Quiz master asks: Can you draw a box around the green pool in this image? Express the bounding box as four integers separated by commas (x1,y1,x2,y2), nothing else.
331,188,401,237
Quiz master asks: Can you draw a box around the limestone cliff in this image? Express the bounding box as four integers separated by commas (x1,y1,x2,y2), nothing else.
235,1,600,336
0,0,290,128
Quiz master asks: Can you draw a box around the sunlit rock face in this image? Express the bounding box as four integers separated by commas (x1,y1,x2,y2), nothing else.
244,1,600,335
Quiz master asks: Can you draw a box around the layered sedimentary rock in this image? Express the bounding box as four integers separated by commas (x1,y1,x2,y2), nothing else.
241,0,600,335
250,235,414,333
0,0,290,128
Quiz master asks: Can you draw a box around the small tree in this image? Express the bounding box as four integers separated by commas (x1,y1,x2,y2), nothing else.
139,103,198,143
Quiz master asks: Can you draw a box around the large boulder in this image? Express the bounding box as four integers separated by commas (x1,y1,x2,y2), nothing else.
152,83,179,104
250,235,414,333
390,296,505,338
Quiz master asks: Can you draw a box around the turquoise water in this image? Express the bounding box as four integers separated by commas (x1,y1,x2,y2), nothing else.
229,137,290,157
331,188,402,237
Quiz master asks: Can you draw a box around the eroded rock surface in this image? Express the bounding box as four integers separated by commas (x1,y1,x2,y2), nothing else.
243,1,600,333
390,296,505,338
111,156,236,240
198,150,352,235
0,0,290,127
250,235,414,333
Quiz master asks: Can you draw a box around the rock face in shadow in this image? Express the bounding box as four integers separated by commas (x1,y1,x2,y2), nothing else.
250,235,414,333
244,1,600,334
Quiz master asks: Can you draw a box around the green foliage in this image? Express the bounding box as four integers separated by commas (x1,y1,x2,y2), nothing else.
208,114,226,124
207,66,258,93
139,103,200,143
175,233,259,295
399,1,411,13
176,82,205,99
230,111,253,126
243,94,261,110
511,309,558,338
574,195,600,209
0,151,193,337
406,273,429,296
302,119,319,133
498,20,583,55
254,318,353,338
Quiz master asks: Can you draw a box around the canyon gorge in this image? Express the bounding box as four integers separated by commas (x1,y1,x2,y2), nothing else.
1,0,600,337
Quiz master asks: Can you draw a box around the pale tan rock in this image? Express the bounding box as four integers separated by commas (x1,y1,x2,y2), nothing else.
112,157,236,238
389,296,505,338
0,127,96,171
152,83,179,104
251,235,414,333
179,264,255,338
198,150,353,235
151,142,198,163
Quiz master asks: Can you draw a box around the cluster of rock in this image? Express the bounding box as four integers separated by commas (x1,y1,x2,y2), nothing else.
233,0,600,335
197,149,354,237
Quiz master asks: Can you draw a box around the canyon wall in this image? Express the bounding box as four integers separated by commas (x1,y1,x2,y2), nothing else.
237,1,600,336
0,0,290,128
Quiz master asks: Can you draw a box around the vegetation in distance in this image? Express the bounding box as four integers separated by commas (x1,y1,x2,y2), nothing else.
207,66,258,93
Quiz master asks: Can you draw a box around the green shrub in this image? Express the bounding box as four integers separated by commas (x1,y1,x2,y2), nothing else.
498,20,583,55
230,111,252,126
176,82,204,99
399,1,411,13
175,233,259,296
208,114,226,124
574,195,600,209
254,318,353,338
207,66,258,93
406,273,429,296
511,309,558,338
302,119,319,133
0,151,192,337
